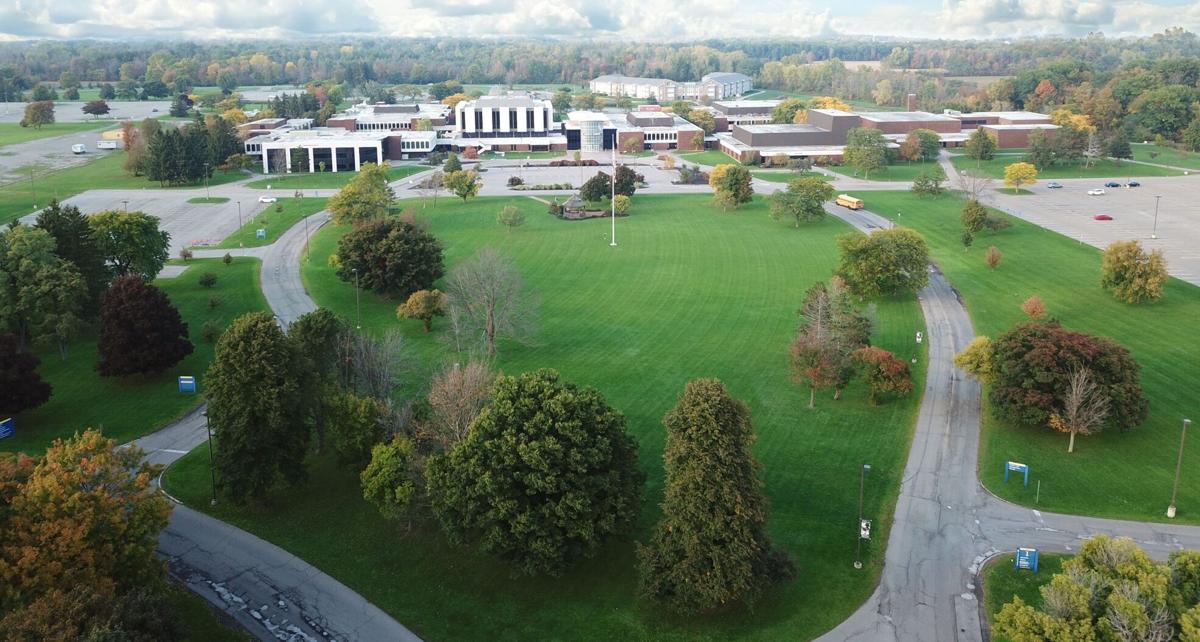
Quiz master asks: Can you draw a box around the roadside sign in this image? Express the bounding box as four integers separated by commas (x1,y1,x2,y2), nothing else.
1015,547,1039,572
256,229,267,239
1005,461,1030,486
0,418,13,440
859,519,872,540
178,376,196,393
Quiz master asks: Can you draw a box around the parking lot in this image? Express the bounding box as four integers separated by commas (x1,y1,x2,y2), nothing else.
0,101,173,124
983,175,1200,285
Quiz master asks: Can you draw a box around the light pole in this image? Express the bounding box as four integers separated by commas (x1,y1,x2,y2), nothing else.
121,199,129,213
352,267,361,330
610,147,617,247
1152,195,1162,239
304,213,310,260
854,463,871,569
202,410,217,507
29,168,35,210
1168,418,1191,518
236,200,243,229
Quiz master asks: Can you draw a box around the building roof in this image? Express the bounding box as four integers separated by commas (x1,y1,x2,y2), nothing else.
567,110,609,122
702,72,752,83
856,111,959,123
712,99,781,110
463,96,550,109
952,110,1051,121
249,127,394,147
736,124,827,134
980,123,1061,130
592,74,674,85
808,108,858,118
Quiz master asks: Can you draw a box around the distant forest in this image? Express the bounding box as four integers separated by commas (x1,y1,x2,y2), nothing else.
2,31,1198,144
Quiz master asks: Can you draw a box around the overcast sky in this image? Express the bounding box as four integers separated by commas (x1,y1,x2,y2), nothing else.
1,0,1198,41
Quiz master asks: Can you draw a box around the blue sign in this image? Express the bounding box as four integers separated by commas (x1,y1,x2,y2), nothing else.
256,229,267,239
1004,461,1030,486
1015,547,1039,573
0,417,13,440
178,376,196,394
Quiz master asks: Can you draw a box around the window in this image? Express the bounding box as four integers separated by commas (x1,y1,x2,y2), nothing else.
509,110,517,130
492,110,501,130
526,110,534,130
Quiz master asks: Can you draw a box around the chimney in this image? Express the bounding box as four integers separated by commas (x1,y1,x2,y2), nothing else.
906,93,917,111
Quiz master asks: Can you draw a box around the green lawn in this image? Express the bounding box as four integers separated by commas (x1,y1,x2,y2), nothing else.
165,194,928,641
244,165,427,190
740,89,899,112
678,150,740,167
0,121,113,147
751,170,834,183
0,153,248,225
479,150,567,160
1131,144,1200,170
197,197,328,249
860,191,1200,523
827,160,942,182
170,584,250,642
950,155,1184,180
187,197,231,204
0,258,268,454
983,553,1066,642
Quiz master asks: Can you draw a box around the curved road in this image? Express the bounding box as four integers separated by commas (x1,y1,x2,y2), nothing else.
817,204,1200,641
133,212,420,642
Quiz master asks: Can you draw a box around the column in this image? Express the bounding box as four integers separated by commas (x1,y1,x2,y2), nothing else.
463,105,475,134
331,147,338,172
533,105,544,132
516,107,527,132
481,107,493,133
499,106,510,133
354,146,362,171
262,147,270,173
284,147,292,174
376,143,383,168
308,147,315,173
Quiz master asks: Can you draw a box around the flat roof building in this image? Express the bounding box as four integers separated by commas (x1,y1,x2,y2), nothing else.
564,110,703,152
326,102,450,132
589,72,752,101
452,95,567,152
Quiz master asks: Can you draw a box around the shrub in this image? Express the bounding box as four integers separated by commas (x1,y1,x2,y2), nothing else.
201,320,219,342
1021,295,1046,319
985,245,1003,269
207,295,221,309
222,253,232,265
198,272,217,288
507,175,524,187
179,248,193,262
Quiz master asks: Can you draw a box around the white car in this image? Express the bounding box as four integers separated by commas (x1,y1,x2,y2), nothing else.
1087,188,1105,196
258,196,278,203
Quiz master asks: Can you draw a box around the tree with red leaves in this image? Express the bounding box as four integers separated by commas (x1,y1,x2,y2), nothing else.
0,333,52,416
96,275,193,377
853,346,914,405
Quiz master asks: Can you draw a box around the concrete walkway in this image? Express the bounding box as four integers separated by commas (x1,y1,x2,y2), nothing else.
816,204,1200,641
129,213,421,642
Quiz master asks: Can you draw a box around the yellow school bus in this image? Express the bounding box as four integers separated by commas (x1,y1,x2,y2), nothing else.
835,194,864,210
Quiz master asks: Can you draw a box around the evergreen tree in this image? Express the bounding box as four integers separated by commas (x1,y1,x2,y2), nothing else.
168,95,189,117
96,275,193,377
638,379,795,613
36,200,110,315
206,313,309,503
0,332,52,416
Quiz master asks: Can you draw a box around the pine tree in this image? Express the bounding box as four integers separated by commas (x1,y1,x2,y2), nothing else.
639,379,794,613
206,312,310,503
35,200,111,316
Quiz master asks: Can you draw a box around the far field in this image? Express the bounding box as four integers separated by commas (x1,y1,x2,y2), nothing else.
0,121,113,147
166,193,928,641
244,165,426,190
1130,143,1200,171
678,150,738,166
827,160,942,182
860,191,1200,523
950,154,1184,180
741,89,900,112
0,258,268,453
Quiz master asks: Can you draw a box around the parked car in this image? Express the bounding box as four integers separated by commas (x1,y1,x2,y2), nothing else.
1104,181,1121,188
1087,188,1105,196
71,144,86,154
258,196,278,204
1125,180,1141,188
1093,214,1113,221
1047,181,1063,189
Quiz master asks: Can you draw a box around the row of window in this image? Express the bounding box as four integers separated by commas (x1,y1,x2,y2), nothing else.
465,107,552,132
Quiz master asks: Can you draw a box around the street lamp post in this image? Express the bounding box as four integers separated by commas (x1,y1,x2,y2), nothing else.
202,410,217,507
854,463,871,569
1152,195,1162,239
29,168,35,210
352,267,361,330
121,199,129,213
610,147,617,247
1168,418,1192,518
204,162,211,200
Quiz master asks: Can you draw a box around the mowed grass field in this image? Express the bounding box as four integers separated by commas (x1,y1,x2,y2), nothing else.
827,160,942,182
199,197,328,249
0,152,247,225
0,121,113,147
861,191,1200,522
1130,144,1200,170
0,258,268,454
983,553,1067,642
950,154,1184,180
244,165,426,189
678,150,739,166
165,194,928,641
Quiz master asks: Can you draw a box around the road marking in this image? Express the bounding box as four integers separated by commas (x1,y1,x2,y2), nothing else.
161,448,189,454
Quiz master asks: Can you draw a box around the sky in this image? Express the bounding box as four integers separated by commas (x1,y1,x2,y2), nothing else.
0,0,1198,41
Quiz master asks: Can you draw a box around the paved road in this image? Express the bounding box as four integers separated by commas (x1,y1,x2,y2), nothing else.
127,213,421,642
816,204,1200,642
0,126,123,185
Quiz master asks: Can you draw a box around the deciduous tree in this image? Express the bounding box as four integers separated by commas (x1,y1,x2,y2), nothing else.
965,127,996,161
769,176,834,227
1049,368,1110,452
771,97,806,124
36,200,110,315
835,228,930,297
1101,239,1168,304
985,245,1003,269
1003,161,1038,193
335,218,445,298
638,378,794,613
444,170,481,203
96,275,193,376
852,346,914,405
0,333,52,416
81,100,111,119
287,308,348,452
1021,295,1046,319
445,248,536,356
580,170,611,203
961,199,988,235
496,203,526,231
953,336,996,385
0,224,87,356
206,312,309,503
88,210,170,281
326,389,386,463
328,162,394,225
708,164,753,211
427,369,644,576
423,361,494,451
396,288,446,332
844,127,888,179
360,436,418,524
20,101,54,129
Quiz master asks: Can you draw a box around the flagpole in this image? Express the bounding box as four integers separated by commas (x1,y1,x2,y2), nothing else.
610,146,617,247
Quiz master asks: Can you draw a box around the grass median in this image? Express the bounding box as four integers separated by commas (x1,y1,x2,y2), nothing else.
165,193,928,641
244,165,426,190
